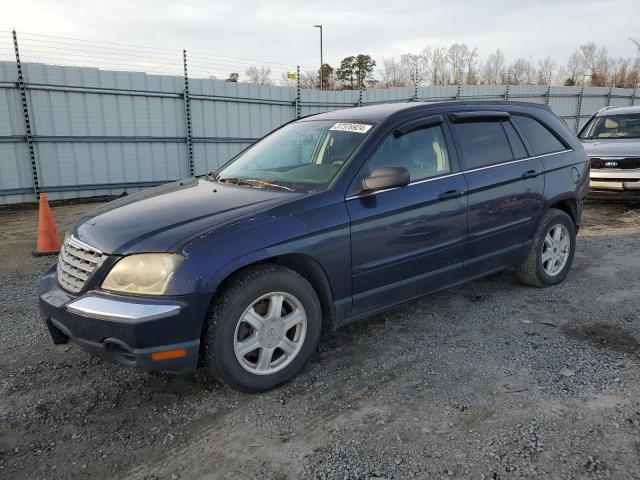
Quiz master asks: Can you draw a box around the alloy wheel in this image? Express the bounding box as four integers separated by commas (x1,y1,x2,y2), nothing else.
541,224,571,276
233,292,307,375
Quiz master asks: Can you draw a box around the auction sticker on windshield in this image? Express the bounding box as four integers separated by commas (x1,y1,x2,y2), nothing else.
330,123,372,134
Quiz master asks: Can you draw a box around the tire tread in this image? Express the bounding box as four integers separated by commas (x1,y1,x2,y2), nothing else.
516,208,575,287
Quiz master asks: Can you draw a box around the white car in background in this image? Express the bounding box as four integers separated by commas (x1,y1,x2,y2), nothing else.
579,105,640,198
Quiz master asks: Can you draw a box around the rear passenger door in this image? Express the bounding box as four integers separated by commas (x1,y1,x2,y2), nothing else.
449,111,545,277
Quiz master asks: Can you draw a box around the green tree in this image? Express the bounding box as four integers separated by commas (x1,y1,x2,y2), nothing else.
336,54,376,89
317,63,334,90
226,72,239,82
336,56,356,89
354,54,376,89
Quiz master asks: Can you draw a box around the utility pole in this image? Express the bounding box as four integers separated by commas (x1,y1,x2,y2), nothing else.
314,25,323,90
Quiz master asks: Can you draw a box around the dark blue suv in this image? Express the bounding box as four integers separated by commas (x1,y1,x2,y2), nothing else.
38,101,589,391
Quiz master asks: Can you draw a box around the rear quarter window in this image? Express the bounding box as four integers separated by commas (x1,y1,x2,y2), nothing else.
512,115,566,156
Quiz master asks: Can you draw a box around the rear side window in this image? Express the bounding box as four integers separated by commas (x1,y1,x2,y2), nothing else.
512,115,565,156
453,121,513,170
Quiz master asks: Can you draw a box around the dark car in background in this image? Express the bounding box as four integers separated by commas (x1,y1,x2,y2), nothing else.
579,105,640,197
38,101,589,391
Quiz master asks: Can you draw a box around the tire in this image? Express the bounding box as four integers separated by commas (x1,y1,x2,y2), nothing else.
202,264,322,392
516,208,576,287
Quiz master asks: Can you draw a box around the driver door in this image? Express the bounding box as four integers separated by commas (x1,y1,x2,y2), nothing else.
346,116,468,316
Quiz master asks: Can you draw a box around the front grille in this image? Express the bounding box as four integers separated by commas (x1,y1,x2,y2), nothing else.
591,177,640,183
57,236,103,293
590,157,640,169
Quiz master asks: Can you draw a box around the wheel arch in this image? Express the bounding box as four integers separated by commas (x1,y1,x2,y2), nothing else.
210,253,337,333
547,196,579,229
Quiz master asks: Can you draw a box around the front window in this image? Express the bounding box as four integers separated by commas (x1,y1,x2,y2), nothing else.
217,120,373,191
580,114,640,140
365,124,451,181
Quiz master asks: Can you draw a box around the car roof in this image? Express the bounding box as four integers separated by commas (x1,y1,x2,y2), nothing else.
301,100,552,123
596,105,640,116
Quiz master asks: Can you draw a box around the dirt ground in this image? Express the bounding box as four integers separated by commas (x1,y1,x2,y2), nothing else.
1,200,639,480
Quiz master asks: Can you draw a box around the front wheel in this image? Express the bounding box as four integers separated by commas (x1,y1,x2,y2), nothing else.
203,264,322,392
516,208,576,287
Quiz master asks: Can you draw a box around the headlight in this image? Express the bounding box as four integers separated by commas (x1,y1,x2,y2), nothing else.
102,253,183,295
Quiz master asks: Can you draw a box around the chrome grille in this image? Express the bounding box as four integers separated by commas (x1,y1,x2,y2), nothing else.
590,157,640,169
57,236,103,293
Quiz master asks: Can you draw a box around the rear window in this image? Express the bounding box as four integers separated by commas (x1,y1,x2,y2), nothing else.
512,115,565,156
454,121,513,170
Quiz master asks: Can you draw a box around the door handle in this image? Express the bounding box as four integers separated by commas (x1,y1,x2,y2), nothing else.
521,169,539,179
438,189,465,200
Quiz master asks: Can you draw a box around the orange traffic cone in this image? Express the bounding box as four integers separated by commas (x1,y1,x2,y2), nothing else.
33,193,61,256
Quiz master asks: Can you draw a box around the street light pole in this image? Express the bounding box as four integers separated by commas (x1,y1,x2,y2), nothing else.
314,25,323,90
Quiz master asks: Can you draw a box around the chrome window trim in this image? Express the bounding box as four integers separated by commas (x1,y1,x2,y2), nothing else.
345,172,463,200
66,295,181,323
345,149,572,201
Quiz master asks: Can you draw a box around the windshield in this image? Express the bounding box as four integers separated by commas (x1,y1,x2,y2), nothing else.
216,120,373,191
580,113,640,140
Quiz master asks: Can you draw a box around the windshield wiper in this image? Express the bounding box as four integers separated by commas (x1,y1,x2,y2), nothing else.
218,177,257,187
218,177,296,192
250,179,296,192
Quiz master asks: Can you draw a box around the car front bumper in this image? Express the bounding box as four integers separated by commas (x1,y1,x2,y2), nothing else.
38,265,211,373
589,168,640,194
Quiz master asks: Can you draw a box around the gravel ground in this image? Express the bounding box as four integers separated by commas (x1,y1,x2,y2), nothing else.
1,200,639,480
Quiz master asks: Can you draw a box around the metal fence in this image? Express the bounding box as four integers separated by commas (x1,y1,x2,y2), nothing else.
1,59,639,204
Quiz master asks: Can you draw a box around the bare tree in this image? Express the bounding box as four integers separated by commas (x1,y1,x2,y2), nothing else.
444,43,479,84
381,57,407,87
630,37,640,87
360,40,640,90
464,47,479,84
244,65,273,85
537,57,557,85
446,43,468,84
564,51,585,85
481,49,506,84
577,43,609,85
400,52,428,91
508,58,536,84
299,70,318,89
425,47,448,85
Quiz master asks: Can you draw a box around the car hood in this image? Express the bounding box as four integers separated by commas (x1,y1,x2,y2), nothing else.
73,178,301,254
582,138,640,157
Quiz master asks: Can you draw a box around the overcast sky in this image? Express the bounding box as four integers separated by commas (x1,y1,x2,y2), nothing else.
3,0,640,73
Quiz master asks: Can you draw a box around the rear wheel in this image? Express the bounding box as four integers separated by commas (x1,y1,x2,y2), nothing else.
516,208,576,287
203,264,322,392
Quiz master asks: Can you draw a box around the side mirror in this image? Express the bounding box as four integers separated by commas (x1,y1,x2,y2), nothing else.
361,166,410,193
